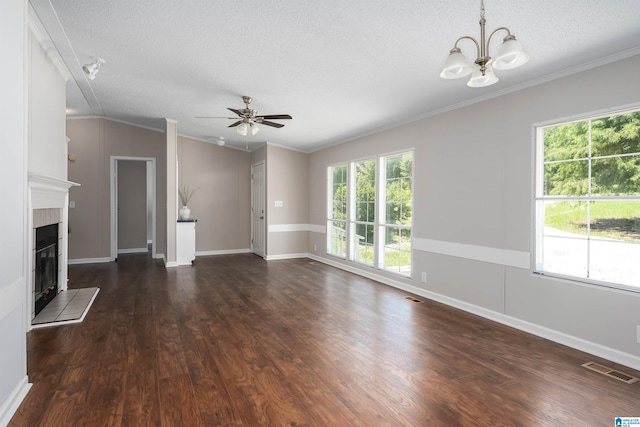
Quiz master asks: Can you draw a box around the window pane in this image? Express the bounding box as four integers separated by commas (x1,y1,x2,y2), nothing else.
355,201,375,223
354,160,376,222
543,121,589,162
591,111,640,157
328,220,346,258
332,184,347,218
381,226,411,274
540,200,589,278
384,158,413,226
591,155,640,196
353,223,374,265
588,201,640,286
386,201,412,226
543,160,589,196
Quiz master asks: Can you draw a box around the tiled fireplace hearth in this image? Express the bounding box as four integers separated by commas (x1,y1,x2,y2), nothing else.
28,173,79,328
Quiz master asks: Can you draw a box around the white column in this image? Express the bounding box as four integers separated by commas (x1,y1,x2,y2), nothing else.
165,119,178,267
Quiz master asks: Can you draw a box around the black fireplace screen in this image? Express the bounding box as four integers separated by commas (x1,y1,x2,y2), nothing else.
35,223,58,315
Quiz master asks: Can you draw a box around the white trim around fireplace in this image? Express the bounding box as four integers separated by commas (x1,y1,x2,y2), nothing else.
27,173,80,332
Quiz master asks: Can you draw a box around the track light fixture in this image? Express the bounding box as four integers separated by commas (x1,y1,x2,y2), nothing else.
82,57,105,80
440,0,528,87
215,137,225,146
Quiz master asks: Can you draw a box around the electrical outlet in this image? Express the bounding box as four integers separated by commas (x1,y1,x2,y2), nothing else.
421,272,427,283
314,244,317,252
637,325,640,344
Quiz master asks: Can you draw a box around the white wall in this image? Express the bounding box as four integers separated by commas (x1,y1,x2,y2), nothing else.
28,29,67,179
308,54,640,370
0,0,30,425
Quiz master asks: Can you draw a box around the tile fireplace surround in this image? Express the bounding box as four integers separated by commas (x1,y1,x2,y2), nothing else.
27,173,79,330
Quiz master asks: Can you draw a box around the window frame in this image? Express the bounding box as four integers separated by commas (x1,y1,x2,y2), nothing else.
349,158,377,267
327,163,348,259
326,150,414,278
378,152,414,275
533,106,640,292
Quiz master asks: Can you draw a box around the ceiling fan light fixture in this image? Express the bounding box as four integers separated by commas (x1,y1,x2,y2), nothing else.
250,123,260,135
237,122,249,136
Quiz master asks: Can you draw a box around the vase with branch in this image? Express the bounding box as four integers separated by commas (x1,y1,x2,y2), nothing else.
178,186,198,220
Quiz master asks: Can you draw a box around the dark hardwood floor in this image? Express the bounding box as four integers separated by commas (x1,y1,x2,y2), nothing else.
10,253,640,426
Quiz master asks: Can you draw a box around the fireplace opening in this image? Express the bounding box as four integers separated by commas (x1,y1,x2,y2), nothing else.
35,223,59,316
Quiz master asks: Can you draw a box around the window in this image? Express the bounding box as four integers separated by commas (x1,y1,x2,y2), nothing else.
327,164,347,258
326,151,413,277
534,109,640,290
379,152,413,274
350,159,376,265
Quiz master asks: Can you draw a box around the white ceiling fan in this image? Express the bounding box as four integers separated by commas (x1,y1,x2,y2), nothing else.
197,96,292,136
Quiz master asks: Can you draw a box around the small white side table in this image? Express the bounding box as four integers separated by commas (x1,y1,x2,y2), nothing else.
177,219,196,265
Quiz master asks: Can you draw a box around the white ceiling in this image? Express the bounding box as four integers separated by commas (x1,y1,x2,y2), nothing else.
30,0,640,152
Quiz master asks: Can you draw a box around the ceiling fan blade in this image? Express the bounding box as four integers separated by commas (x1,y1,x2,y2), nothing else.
228,121,242,128
228,108,244,116
260,114,292,120
260,120,285,128
196,116,236,119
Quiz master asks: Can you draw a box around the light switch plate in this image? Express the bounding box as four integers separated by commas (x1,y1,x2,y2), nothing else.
275,200,283,207
69,201,76,208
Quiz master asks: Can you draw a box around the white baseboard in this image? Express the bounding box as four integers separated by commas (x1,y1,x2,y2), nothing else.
195,248,251,257
306,254,640,372
68,257,112,265
117,247,148,254
265,253,308,261
0,375,31,427
153,253,164,260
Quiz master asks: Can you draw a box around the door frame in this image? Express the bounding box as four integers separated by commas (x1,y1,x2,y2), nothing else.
110,156,157,260
250,161,266,257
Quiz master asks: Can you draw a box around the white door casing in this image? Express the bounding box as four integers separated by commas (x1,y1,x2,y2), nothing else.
251,161,265,257
110,156,157,260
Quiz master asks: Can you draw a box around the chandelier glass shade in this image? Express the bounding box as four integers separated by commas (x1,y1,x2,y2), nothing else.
236,122,260,136
440,0,528,87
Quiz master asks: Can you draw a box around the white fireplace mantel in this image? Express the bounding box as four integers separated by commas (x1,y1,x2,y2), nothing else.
27,173,80,330
28,173,79,209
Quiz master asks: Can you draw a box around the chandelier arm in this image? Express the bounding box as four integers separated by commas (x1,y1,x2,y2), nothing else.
453,36,481,61
486,26,512,50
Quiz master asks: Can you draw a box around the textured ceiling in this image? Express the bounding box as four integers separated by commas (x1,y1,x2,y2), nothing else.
30,0,640,152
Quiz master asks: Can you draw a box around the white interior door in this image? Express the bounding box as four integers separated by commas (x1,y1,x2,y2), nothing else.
251,162,265,257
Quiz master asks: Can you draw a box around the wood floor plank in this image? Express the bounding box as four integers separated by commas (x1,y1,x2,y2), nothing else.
9,253,640,426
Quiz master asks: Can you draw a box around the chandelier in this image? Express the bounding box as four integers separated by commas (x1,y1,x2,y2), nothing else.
440,0,529,87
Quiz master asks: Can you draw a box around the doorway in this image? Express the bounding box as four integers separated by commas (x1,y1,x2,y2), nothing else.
251,161,265,257
110,156,156,260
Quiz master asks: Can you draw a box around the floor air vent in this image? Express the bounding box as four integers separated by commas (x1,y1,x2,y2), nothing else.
581,362,638,384
404,296,422,303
